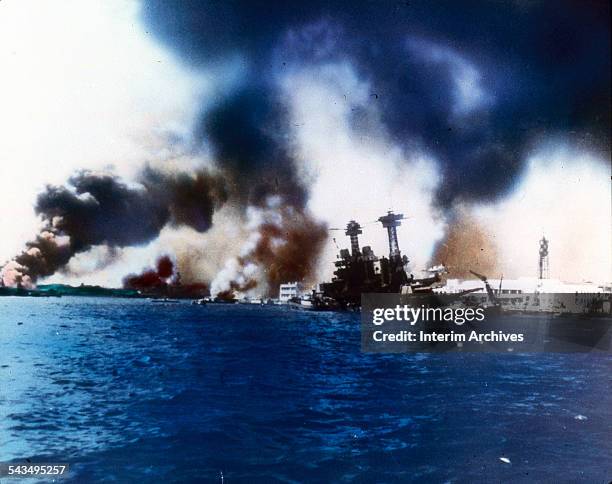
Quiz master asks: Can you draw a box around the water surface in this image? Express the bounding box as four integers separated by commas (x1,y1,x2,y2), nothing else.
0,297,610,482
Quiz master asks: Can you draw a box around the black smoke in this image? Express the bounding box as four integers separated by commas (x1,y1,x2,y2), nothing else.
4,168,227,285
37,169,227,250
142,0,610,207
4,1,609,287
202,86,307,208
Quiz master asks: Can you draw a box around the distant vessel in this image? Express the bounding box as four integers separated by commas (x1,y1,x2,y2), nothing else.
437,274,611,316
150,298,180,304
237,297,267,305
287,294,341,311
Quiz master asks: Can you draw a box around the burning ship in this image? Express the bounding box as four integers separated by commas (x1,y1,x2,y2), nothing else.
315,212,611,316
318,212,447,308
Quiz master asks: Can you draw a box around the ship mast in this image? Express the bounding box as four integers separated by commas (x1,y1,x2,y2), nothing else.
538,236,549,279
378,211,404,261
344,220,363,257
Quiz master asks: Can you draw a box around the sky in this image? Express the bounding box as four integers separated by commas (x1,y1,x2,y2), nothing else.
0,0,610,289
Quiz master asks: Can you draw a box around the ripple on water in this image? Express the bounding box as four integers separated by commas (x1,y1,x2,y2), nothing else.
0,299,610,483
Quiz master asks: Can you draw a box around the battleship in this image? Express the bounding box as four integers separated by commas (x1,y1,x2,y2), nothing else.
318,212,449,308
311,211,611,316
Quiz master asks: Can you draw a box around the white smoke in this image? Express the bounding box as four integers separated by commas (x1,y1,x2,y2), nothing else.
279,61,445,280
210,259,260,297
209,198,285,297
407,37,494,118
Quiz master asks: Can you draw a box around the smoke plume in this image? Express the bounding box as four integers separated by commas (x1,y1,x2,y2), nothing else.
123,254,210,297
2,168,227,287
123,255,176,291
431,208,499,279
210,200,327,297
203,87,308,209
143,1,610,208
3,2,609,290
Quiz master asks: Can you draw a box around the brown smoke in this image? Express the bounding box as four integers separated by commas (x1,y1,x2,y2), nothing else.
252,213,328,291
13,232,72,285
431,209,499,278
217,279,259,301
123,255,176,290
123,254,209,298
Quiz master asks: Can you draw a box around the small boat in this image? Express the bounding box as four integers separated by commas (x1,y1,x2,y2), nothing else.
150,298,180,303
287,295,340,311
192,298,207,306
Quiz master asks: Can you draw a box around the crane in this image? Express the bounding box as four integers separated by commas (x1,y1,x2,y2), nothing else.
470,270,500,307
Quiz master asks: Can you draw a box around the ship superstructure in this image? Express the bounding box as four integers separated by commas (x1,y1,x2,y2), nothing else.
319,212,443,307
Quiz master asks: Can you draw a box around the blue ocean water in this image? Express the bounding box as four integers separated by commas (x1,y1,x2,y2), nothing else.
0,297,610,483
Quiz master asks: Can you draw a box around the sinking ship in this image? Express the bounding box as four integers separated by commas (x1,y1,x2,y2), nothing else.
318,212,455,309
314,212,611,316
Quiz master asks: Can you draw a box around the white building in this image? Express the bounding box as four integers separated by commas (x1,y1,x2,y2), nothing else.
279,282,302,303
